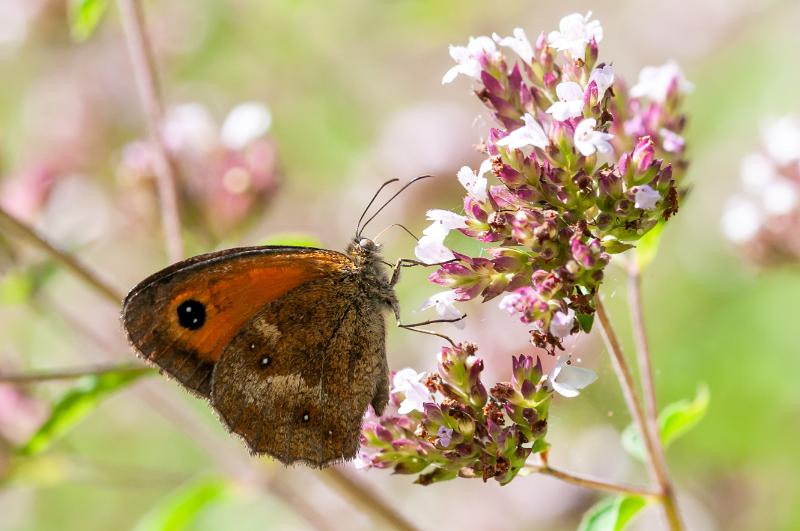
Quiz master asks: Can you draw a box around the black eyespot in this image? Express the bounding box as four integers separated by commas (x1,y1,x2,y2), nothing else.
301,411,310,423
177,300,205,330
260,356,271,367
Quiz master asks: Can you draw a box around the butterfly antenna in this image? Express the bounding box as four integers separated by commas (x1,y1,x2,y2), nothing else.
355,178,400,238
358,175,433,236
373,223,419,244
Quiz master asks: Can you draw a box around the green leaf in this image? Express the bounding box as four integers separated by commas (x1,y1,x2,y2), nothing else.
133,477,231,531
634,221,665,271
659,384,710,448
576,312,595,333
622,385,710,461
17,368,154,456
578,495,647,531
69,0,109,42
0,262,57,305
0,269,34,304
260,233,322,248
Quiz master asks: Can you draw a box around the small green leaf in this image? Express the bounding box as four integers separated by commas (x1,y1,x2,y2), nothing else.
0,270,34,304
0,262,57,305
578,495,647,531
634,221,665,271
576,312,595,333
69,0,109,42
622,385,710,461
602,237,635,255
659,384,710,448
133,477,231,531
260,233,323,248
17,367,154,456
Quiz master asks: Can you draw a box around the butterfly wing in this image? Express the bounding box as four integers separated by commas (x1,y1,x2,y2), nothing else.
122,246,352,398
210,274,389,467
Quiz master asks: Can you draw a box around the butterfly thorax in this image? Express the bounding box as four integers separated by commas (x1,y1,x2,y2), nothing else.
346,238,398,314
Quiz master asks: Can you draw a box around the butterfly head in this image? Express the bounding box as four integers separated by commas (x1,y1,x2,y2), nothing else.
347,236,383,267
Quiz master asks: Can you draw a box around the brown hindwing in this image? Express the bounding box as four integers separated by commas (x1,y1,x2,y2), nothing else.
121,246,351,398
210,275,389,467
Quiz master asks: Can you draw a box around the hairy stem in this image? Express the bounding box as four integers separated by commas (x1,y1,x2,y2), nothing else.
0,207,122,303
595,296,683,530
525,464,660,498
321,468,418,531
626,265,684,530
116,0,183,262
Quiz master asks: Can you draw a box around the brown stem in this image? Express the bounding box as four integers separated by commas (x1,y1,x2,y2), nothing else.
0,207,123,303
116,0,183,262
321,468,418,531
525,464,660,499
595,296,683,530
0,363,150,383
626,266,684,530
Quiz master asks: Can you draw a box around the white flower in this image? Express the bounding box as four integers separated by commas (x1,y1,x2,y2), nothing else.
721,196,761,243
761,115,800,165
634,185,660,210
457,158,492,201
414,233,455,264
420,290,464,328
659,128,685,153
353,451,372,470
547,11,603,59
442,36,497,84
549,309,575,338
546,81,585,121
762,178,798,215
547,357,597,398
426,209,469,230
162,103,217,153
573,118,614,156
630,61,693,103
498,292,522,314
418,209,467,260
588,65,615,97
492,27,533,63
496,113,549,151
220,102,272,150
740,152,777,195
392,368,431,414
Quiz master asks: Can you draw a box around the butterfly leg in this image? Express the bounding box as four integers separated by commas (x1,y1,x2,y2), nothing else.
395,315,466,348
388,258,456,287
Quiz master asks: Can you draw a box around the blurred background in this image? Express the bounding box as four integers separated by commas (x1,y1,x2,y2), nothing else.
1,0,799,530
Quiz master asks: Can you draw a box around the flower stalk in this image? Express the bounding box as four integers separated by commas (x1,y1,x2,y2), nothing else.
595,296,683,530
116,0,184,262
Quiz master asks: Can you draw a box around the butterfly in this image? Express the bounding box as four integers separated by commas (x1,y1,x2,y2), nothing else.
122,177,435,467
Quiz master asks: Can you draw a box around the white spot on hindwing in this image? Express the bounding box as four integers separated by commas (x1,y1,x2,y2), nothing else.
253,319,281,344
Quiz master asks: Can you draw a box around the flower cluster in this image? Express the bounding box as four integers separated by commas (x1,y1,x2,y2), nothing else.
118,102,279,237
359,344,595,485
417,12,690,350
722,115,800,266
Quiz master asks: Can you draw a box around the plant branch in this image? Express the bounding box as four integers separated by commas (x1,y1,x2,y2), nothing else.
0,207,122,303
116,0,183,262
626,264,684,530
595,296,683,530
525,464,660,499
0,363,150,383
321,468,418,531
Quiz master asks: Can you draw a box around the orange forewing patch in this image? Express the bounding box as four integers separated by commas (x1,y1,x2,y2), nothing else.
123,247,351,370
